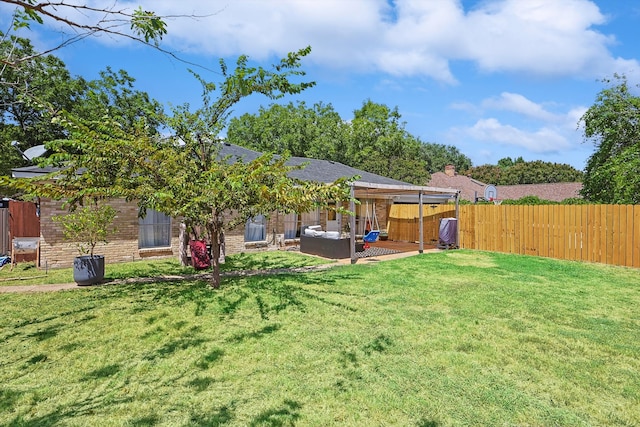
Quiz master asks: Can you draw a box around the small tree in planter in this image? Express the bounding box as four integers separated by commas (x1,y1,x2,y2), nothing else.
53,203,117,285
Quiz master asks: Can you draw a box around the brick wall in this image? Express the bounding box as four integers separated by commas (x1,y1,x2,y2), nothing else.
39,198,179,269
38,198,389,268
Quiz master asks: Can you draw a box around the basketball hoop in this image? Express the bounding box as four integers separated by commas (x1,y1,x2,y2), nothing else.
493,199,503,205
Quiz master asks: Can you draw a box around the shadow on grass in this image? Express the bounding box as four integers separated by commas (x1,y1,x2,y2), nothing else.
195,348,225,369
227,324,281,343
105,259,196,281
248,399,302,427
6,393,135,427
220,252,327,272
144,335,209,361
101,268,363,324
82,364,121,381
189,404,235,426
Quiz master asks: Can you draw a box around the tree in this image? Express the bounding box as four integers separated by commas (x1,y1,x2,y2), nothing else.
227,101,347,163
1,1,167,65
466,159,583,185
5,47,354,288
580,74,640,203
420,142,472,174
0,36,163,180
0,34,85,175
343,100,425,183
229,98,472,185
157,47,353,287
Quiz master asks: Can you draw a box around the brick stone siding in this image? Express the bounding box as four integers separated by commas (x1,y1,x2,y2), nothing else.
38,197,390,268
39,198,179,269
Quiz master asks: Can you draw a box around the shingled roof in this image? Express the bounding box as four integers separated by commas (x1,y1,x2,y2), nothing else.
427,165,583,202
496,182,583,202
427,171,486,202
12,142,408,187
219,143,407,186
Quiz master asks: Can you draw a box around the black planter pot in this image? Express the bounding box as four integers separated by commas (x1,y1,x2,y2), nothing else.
74,255,105,286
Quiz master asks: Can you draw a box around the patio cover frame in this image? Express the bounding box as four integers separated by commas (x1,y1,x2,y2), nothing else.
348,181,460,264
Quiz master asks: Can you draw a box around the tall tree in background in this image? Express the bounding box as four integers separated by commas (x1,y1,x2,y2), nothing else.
580,74,640,203
0,35,163,178
0,34,85,175
227,99,471,184
420,142,471,175
227,101,347,162
466,157,583,185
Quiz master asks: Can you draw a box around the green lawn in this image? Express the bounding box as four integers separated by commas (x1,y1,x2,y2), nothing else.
0,251,331,286
1,250,639,426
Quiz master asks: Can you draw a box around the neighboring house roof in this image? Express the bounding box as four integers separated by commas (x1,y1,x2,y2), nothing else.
427,171,487,202
496,182,583,202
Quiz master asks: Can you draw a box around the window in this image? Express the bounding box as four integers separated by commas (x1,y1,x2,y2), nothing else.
139,209,171,248
245,215,266,242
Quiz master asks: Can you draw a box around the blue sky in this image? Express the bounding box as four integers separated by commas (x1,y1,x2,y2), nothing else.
3,0,640,171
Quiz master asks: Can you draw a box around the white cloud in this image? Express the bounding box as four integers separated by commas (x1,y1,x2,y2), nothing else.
464,118,571,153
482,93,560,122
7,0,638,83
143,0,639,82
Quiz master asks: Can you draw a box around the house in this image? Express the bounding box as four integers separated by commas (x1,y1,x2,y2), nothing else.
495,183,582,202
12,143,459,268
427,165,489,202
427,165,583,203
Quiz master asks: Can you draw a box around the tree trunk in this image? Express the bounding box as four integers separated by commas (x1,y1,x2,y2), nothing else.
179,222,189,266
208,223,222,289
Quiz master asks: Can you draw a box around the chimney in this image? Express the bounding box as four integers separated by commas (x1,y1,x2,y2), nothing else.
444,164,456,177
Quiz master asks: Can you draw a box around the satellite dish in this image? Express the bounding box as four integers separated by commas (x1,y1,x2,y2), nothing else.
484,185,497,201
22,145,47,160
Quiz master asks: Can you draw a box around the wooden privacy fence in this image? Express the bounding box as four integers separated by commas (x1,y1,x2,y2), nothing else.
387,204,456,243
458,204,640,268
8,201,41,265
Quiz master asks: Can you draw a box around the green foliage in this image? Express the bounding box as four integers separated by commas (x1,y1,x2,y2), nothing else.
130,7,167,46
1,1,168,57
501,196,556,205
581,74,640,203
7,47,351,288
0,35,162,184
561,197,590,205
227,101,346,161
227,99,472,184
466,159,583,185
0,35,84,164
52,204,117,257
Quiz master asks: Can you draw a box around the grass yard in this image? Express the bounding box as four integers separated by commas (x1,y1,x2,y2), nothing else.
0,251,331,287
1,250,639,426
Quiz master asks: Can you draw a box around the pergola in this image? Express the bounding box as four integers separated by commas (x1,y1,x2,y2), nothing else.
348,181,461,264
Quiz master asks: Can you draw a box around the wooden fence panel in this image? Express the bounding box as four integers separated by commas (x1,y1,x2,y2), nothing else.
631,205,640,268
458,204,639,269
9,201,41,264
387,204,456,243
625,205,634,267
